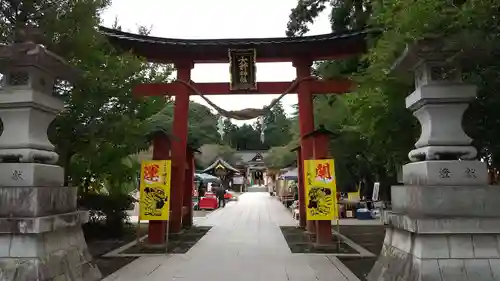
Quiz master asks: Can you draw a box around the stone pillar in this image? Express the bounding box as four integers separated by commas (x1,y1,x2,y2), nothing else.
368,39,500,281
0,43,101,280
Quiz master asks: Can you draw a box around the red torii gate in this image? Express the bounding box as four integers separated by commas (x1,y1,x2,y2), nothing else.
100,26,370,244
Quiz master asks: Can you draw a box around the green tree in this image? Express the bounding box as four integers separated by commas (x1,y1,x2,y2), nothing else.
0,0,109,47
285,0,500,194
147,101,221,149
53,23,169,194
362,0,500,170
286,0,371,37
221,119,268,151
232,124,263,150
285,0,381,191
284,0,413,194
221,118,239,147
1,0,170,194
265,145,297,169
263,101,293,147
197,144,237,168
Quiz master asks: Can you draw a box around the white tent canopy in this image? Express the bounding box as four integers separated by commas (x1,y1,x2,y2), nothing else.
279,168,298,180
195,173,221,182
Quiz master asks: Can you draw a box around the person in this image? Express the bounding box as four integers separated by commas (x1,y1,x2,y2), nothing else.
214,184,226,208
360,177,374,210
197,181,206,200
291,181,298,200
267,179,274,196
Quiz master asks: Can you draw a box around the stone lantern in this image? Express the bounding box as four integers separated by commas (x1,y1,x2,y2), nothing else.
0,42,101,280
368,38,500,281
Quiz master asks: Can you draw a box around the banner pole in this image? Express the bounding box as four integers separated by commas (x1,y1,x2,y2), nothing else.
136,170,142,245
165,217,170,252
164,160,172,253
336,206,341,249
136,214,141,245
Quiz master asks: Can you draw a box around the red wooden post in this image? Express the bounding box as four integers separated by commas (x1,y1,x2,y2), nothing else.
182,149,195,229
311,126,334,245
170,60,194,233
293,58,315,233
148,131,170,245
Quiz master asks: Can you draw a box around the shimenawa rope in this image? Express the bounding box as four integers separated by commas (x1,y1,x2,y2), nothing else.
174,77,314,120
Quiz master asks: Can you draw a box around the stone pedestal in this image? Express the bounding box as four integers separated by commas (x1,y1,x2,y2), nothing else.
368,39,500,281
0,43,100,281
370,166,500,281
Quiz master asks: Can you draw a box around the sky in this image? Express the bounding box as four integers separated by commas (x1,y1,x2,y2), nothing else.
101,0,332,125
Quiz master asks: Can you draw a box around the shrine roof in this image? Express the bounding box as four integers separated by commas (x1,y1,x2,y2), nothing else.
234,150,268,163
99,26,376,63
202,157,240,174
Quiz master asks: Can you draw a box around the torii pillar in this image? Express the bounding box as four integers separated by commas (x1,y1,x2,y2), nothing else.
303,125,337,245
182,147,197,229
170,60,194,233
148,130,171,245
293,58,316,234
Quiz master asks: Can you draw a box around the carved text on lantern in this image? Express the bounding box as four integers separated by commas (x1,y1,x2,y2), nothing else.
465,167,477,179
439,167,451,179
11,170,23,181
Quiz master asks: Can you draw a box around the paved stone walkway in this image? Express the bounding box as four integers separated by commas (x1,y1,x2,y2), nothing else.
103,192,360,281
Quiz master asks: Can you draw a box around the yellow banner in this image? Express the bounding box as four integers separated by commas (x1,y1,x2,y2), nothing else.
139,160,172,221
304,159,338,220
